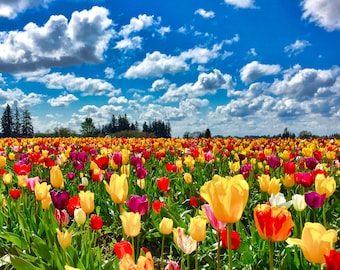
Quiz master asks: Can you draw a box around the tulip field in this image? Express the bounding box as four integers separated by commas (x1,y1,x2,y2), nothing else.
0,136,339,270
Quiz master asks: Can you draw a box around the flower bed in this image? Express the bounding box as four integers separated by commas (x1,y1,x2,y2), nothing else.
0,137,339,269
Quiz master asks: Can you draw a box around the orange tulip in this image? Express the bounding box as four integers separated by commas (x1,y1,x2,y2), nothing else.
254,204,294,242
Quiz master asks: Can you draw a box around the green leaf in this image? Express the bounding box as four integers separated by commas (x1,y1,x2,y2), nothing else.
31,234,52,262
0,232,29,249
10,255,41,270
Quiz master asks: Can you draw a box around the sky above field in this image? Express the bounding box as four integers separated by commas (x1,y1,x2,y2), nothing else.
0,0,339,137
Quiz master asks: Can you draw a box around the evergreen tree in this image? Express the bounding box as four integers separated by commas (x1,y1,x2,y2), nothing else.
21,109,34,137
14,104,21,137
1,104,14,137
204,128,211,138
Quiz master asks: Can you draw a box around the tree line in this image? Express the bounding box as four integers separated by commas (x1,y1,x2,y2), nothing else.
1,104,34,137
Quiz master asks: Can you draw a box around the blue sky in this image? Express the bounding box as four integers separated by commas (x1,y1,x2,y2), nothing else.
0,0,339,137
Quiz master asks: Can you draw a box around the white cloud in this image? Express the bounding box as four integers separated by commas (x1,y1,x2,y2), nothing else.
157,26,171,37
224,0,255,8
284,40,311,57
47,94,78,107
114,36,142,50
301,0,340,31
194,8,215,19
269,66,340,99
124,44,222,79
26,72,121,96
150,78,170,91
118,14,160,37
0,0,53,19
240,61,281,84
0,74,5,85
104,67,115,79
108,96,128,104
0,6,113,73
0,88,44,108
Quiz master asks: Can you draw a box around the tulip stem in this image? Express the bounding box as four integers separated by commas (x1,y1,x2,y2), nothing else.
195,242,199,270
217,231,221,270
227,223,233,270
160,234,165,270
269,241,274,270
187,254,190,270
131,236,135,263
322,203,327,227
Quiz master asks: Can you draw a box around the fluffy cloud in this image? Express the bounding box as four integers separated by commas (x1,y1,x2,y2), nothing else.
240,61,281,84
27,72,121,96
0,6,113,73
0,88,43,108
47,94,78,107
0,0,52,19
124,44,222,79
150,78,170,91
301,0,340,31
194,9,215,18
118,14,160,37
224,0,255,8
284,40,311,57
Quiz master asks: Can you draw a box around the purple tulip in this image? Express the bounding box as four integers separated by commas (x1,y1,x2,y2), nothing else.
50,190,70,210
126,194,149,216
136,166,147,179
267,156,281,169
240,164,252,177
73,160,85,171
66,172,76,181
112,152,122,165
304,157,318,170
304,191,326,209
77,152,88,163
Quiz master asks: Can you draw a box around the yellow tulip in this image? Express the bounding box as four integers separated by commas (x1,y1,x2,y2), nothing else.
34,182,51,201
120,165,130,177
0,156,6,168
315,174,336,198
64,265,80,270
200,174,249,223
159,217,173,235
286,222,337,264
56,228,73,248
268,177,281,195
183,173,193,184
120,211,141,237
121,149,130,165
3,173,12,185
50,165,64,189
189,217,206,242
41,193,52,210
17,175,27,187
282,174,295,188
184,155,195,167
104,173,128,204
79,190,94,214
229,161,240,173
8,152,16,161
258,174,270,193
74,208,86,225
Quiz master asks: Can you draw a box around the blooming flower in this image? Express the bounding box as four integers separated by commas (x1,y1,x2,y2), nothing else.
114,240,133,259
152,200,166,214
50,165,64,189
9,189,21,200
304,191,326,209
156,177,170,192
90,215,103,230
159,217,173,235
325,249,340,270
34,182,51,201
50,190,70,210
67,196,80,216
291,194,307,212
56,228,73,248
269,192,292,208
315,174,336,198
120,211,141,237
164,260,180,270
74,208,86,225
126,194,149,216
294,172,313,188
267,156,281,169
254,204,294,242
200,174,249,223
104,173,128,204
54,209,70,227
202,204,226,231
287,222,337,264
283,161,296,174
25,176,40,191
173,227,197,254
189,216,206,242
219,228,241,250
3,173,12,185
79,190,95,214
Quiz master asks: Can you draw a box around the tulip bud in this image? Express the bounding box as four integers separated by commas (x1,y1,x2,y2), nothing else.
159,217,173,235
3,173,12,185
189,217,206,242
183,173,193,184
74,208,86,225
56,228,73,248
50,165,64,189
120,211,141,237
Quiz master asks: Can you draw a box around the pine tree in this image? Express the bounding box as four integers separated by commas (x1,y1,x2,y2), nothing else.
1,104,14,137
21,109,34,137
14,104,21,137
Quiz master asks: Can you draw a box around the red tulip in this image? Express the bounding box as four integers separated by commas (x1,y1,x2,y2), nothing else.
9,189,21,200
90,215,103,231
325,249,340,270
219,228,241,250
156,177,170,192
152,200,166,214
67,196,81,216
114,240,133,259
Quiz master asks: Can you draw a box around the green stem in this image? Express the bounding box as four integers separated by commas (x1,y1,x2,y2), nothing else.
318,263,322,270
131,236,135,263
187,254,190,270
217,231,221,270
322,201,327,227
299,211,303,235
195,242,199,270
160,235,165,270
269,241,274,270
227,224,233,270
181,252,184,270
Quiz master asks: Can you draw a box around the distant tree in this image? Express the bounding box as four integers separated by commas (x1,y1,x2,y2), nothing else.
204,128,212,138
14,104,21,137
21,109,34,137
1,104,14,137
183,131,190,138
80,117,96,137
282,127,295,138
118,114,130,131
299,130,313,138
54,127,74,137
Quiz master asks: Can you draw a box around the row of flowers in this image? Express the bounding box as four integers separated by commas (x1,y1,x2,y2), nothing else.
0,136,339,269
